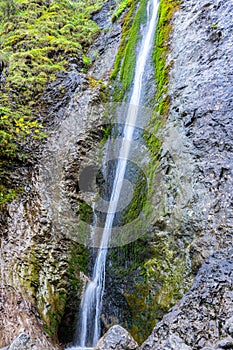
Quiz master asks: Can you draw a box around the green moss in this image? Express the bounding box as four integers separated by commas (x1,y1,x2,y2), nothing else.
143,238,190,310
121,169,147,226
110,0,147,101
124,237,191,344
0,0,106,204
0,185,18,205
112,0,131,22
143,0,181,222
153,0,180,115
79,201,94,225
107,0,188,344
125,283,163,344
68,243,89,291
107,234,192,344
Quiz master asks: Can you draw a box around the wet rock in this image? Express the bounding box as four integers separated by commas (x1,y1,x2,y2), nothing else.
0,0,120,348
140,0,233,346
89,3,121,81
94,325,138,350
166,0,233,268
38,71,88,127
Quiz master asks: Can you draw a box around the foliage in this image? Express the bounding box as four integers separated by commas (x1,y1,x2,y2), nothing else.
0,0,105,203
0,0,16,19
0,185,18,205
112,0,131,22
0,106,43,159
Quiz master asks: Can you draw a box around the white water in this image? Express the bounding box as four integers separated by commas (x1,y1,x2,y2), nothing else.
72,0,159,348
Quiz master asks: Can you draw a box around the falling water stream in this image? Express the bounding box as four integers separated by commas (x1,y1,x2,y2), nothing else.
68,0,159,348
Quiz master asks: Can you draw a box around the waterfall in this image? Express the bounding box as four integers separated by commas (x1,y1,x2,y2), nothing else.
67,0,159,348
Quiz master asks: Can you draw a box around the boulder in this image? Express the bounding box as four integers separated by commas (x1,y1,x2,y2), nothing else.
0,334,31,350
161,335,192,350
224,317,233,338
94,325,138,350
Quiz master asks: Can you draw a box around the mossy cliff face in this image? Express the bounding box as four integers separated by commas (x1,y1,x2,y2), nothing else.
140,0,233,348
102,0,192,345
1,0,232,349
0,0,121,348
102,0,232,347
0,0,105,204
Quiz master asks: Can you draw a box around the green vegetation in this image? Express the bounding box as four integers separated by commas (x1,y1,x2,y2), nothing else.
143,238,190,311
107,0,187,344
79,200,94,224
153,0,181,116
110,0,148,101
121,168,148,226
143,0,181,219
112,0,131,22
125,283,163,344
124,237,191,344
0,0,105,204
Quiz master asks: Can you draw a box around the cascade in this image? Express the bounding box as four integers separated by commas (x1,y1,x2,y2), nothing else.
67,0,159,348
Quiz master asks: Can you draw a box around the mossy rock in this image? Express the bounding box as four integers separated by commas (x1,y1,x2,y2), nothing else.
0,0,106,204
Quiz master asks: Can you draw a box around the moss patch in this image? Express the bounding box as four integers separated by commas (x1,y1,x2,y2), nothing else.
153,0,181,115
106,0,188,345
110,0,148,101
0,0,105,204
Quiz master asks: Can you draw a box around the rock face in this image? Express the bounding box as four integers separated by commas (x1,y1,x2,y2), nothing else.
0,333,39,350
0,0,232,349
139,0,233,348
94,325,138,350
140,249,233,349
0,1,121,349
166,0,233,267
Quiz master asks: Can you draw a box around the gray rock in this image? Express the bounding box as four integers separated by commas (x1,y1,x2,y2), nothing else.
214,337,233,349
8,334,30,350
94,325,138,350
224,317,233,338
162,335,192,350
0,334,31,350
140,249,233,350
139,0,233,347
0,0,120,347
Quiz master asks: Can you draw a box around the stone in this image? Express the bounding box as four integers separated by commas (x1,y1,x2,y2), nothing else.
140,249,233,350
0,0,120,347
8,334,30,350
162,335,192,350
94,325,138,350
139,0,233,347
224,317,233,337
214,337,233,349
0,334,31,350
